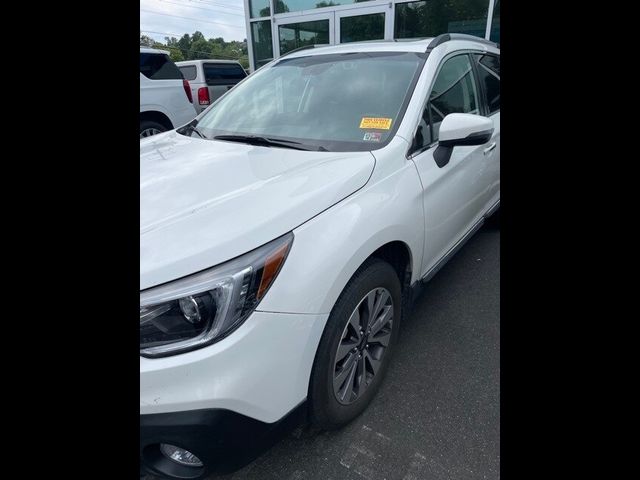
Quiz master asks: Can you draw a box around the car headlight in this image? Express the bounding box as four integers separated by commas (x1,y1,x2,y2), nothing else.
140,232,293,358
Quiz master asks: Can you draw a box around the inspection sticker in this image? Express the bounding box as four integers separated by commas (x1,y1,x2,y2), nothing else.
360,117,392,130
363,132,382,142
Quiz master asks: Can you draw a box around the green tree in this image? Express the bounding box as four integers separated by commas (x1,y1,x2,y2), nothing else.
167,48,184,62
191,31,205,43
139,34,155,47
177,34,192,54
191,38,213,59
238,56,249,69
273,0,289,14
395,0,489,39
143,30,250,66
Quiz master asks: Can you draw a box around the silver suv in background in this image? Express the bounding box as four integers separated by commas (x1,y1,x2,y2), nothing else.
176,60,247,114
140,48,197,138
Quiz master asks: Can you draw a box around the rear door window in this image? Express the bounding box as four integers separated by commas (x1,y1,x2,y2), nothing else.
140,53,183,80
203,63,247,86
473,54,500,114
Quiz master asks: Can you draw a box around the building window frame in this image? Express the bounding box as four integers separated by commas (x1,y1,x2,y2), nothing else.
245,0,495,72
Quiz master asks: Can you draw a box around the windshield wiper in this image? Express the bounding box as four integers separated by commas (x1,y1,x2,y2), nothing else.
213,134,327,151
190,126,206,139
179,121,207,139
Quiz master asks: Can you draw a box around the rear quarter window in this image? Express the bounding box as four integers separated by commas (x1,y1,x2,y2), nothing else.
179,65,197,81
203,63,247,86
140,53,183,80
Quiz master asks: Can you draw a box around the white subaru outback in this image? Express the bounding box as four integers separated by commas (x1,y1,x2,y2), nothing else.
140,34,500,479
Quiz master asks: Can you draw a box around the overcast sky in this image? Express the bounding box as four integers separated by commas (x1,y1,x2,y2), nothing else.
140,0,248,43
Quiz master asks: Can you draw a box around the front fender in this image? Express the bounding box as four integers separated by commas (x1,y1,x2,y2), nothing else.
256,159,425,315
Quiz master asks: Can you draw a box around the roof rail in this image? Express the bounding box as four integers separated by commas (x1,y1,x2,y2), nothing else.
278,43,327,60
426,33,498,52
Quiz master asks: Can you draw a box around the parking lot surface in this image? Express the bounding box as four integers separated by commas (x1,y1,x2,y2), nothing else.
145,222,500,480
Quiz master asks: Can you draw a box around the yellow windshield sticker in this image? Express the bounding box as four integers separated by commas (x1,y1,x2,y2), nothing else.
360,117,392,130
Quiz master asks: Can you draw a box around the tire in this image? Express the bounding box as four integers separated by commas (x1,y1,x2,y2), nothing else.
140,120,168,138
309,258,402,430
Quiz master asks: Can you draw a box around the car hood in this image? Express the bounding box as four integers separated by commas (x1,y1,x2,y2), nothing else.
140,131,375,290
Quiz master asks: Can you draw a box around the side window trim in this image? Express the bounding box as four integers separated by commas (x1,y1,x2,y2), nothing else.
408,51,483,158
426,96,435,152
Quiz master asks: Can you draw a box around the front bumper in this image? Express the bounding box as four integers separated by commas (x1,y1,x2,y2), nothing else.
140,404,306,478
140,309,328,476
140,310,327,423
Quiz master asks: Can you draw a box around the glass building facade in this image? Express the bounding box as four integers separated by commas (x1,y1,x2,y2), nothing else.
244,0,500,71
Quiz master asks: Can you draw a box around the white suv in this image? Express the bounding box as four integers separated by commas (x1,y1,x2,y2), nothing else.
140,34,499,479
140,48,197,138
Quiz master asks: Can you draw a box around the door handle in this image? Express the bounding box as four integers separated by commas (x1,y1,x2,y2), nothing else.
483,142,497,155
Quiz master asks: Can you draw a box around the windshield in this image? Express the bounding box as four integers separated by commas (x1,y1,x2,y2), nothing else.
183,51,426,152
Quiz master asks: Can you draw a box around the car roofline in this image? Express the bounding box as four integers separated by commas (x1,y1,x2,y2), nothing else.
279,36,499,61
175,59,244,66
140,47,170,55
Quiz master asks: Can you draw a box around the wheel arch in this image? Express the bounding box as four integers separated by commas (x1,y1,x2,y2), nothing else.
369,241,413,293
140,110,174,130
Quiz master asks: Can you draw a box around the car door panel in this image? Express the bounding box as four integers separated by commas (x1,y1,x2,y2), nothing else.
409,53,492,278
412,140,487,277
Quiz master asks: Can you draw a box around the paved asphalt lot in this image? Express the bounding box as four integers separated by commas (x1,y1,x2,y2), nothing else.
145,222,500,480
